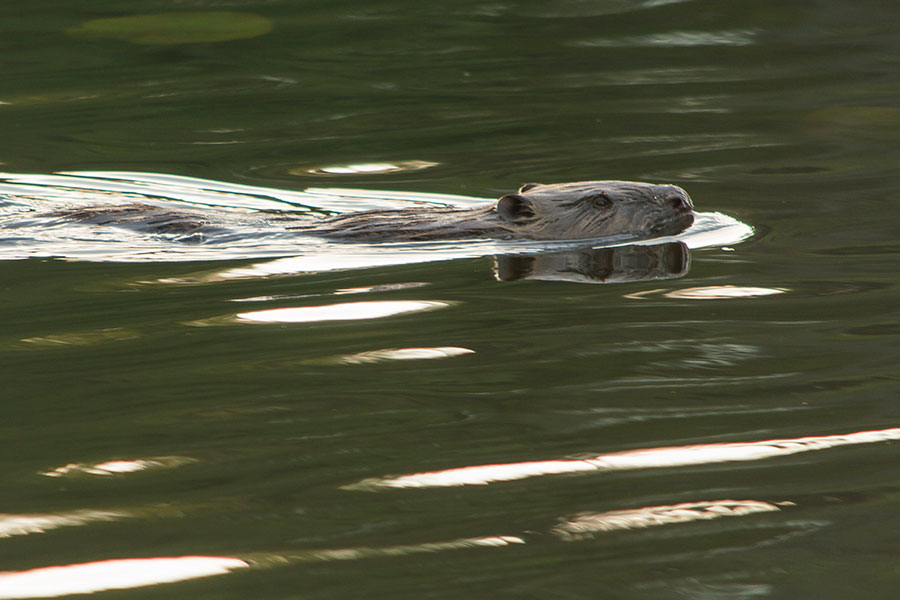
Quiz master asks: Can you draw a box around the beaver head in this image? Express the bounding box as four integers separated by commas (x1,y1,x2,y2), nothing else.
495,181,694,240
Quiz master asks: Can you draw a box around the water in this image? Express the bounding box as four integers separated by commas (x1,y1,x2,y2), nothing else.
2,1,900,598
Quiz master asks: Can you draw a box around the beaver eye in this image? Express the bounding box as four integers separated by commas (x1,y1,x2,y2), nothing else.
589,193,612,210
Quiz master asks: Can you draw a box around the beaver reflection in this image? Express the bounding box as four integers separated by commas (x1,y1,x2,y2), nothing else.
493,242,689,284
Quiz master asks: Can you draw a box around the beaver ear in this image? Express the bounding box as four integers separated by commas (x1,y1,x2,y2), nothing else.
518,183,540,193
497,194,536,223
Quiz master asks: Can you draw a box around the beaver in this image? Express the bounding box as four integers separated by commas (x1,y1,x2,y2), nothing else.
45,180,694,243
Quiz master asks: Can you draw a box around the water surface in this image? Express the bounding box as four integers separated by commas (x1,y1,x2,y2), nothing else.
2,1,900,598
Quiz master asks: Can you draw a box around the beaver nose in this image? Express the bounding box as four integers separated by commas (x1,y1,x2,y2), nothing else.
665,194,692,212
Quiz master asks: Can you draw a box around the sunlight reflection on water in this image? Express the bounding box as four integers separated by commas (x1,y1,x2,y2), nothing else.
0,494,792,599
300,160,438,175
234,300,450,324
350,427,900,489
0,556,249,599
0,497,791,599
553,499,787,538
332,346,475,364
664,285,787,299
40,456,197,478
0,511,126,539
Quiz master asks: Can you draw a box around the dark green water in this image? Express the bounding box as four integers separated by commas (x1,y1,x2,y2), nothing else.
3,1,900,598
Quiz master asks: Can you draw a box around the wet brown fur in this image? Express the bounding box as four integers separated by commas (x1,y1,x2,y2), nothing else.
47,181,695,242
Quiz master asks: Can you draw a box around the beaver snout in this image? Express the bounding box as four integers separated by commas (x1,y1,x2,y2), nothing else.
664,188,693,213
665,194,690,212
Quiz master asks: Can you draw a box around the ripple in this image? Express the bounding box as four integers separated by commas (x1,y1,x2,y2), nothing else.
520,0,695,18
845,323,900,337
329,346,475,365
571,29,757,48
40,456,197,478
553,500,785,539
18,327,139,348
663,285,787,299
0,510,127,539
298,161,438,176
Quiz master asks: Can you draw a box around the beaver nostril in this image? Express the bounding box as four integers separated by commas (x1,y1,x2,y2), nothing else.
666,195,689,212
